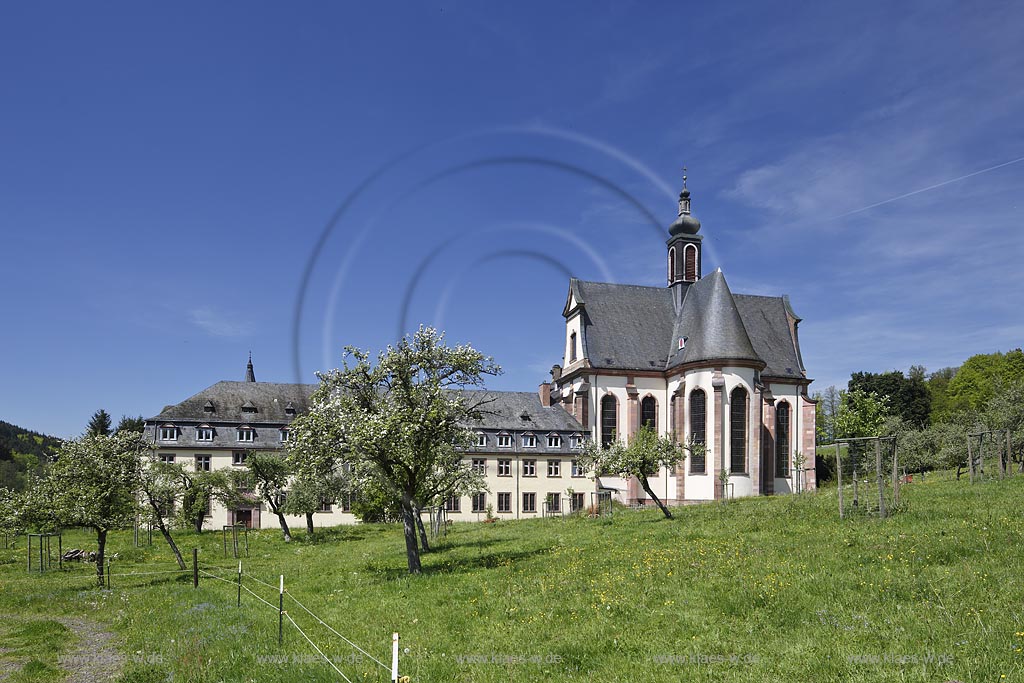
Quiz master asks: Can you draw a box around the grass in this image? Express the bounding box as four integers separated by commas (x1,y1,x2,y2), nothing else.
1,471,1023,682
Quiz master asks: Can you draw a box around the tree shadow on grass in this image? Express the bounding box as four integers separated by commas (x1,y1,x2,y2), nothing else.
363,546,554,580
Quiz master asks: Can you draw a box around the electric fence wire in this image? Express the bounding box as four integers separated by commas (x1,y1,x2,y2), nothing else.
286,593,391,672
200,562,390,674
283,610,354,683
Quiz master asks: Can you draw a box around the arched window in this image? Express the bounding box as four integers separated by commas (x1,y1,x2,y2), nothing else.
668,247,676,283
689,390,706,473
640,396,657,430
775,401,791,477
730,387,748,473
569,332,577,363
600,394,617,447
684,244,698,281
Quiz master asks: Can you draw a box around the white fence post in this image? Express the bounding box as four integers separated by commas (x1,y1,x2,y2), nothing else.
392,632,399,682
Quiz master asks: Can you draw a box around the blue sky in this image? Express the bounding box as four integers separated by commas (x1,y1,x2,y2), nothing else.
2,2,1022,438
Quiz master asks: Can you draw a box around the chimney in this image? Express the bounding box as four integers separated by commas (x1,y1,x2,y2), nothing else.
538,382,551,407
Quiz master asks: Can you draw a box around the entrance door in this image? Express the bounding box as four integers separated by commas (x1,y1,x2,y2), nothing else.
234,509,253,528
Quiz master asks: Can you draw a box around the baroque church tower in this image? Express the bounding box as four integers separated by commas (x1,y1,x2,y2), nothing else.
666,171,702,308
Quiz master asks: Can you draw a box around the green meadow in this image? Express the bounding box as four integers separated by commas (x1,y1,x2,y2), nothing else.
1,471,1022,682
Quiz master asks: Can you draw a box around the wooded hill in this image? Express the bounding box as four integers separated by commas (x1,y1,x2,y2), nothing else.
0,420,62,491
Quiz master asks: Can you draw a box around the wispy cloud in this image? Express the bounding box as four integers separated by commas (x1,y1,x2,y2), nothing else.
187,307,253,338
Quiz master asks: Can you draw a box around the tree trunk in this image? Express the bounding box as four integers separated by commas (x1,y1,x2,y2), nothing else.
305,513,315,537
146,498,186,570
95,528,108,588
639,475,673,519
400,495,422,574
413,504,430,552
274,510,292,543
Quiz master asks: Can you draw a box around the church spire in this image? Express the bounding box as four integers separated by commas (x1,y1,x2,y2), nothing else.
678,167,692,216
667,167,703,301
245,352,256,382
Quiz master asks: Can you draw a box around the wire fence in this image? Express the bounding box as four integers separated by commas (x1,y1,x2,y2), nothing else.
196,560,398,682
20,545,400,681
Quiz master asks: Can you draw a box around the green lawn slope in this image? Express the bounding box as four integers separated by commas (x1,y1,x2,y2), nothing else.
1,471,1022,682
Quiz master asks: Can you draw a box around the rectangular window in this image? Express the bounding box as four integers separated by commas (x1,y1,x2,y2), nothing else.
237,428,254,443
522,434,537,448
571,492,585,512
471,458,486,475
522,459,536,477
522,492,536,513
546,492,561,512
340,493,353,513
445,496,461,513
232,451,247,466
196,427,214,441
471,492,486,513
570,435,584,450
547,459,561,477
547,434,561,448
159,453,175,464
497,459,511,476
476,433,487,447
159,427,177,442
195,455,211,472
497,492,512,513
498,434,511,448
571,459,585,477
318,500,332,513
280,429,291,443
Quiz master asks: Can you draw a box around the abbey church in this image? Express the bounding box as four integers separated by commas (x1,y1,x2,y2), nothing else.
548,177,816,503
145,177,815,528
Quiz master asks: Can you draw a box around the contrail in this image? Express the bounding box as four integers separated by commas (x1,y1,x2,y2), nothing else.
833,154,1024,219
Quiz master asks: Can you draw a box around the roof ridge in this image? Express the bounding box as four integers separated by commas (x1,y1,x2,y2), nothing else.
575,279,666,292
733,292,787,301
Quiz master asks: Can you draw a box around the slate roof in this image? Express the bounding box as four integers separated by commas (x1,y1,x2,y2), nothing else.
147,384,585,434
571,281,678,370
147,381,317,425
461,391,586,432
570,270,807,378
733,294,805,378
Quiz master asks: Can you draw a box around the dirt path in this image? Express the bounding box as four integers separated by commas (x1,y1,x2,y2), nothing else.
56,616,125,683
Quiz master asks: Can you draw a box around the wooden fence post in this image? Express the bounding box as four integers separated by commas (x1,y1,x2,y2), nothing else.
875,439,887,518
278,575,284,647
968,436,975,484
837,443,845,520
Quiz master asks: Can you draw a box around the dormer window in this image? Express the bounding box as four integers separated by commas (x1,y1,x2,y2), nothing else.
547,434,561,448
196,425,214,442
203,401,216,413
522,433,537,448
159,425,178,442
241,401,258,414
497,433,512,448
570,433,584,449
475,433,487,447
237,426,255,442
284,402,296,416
